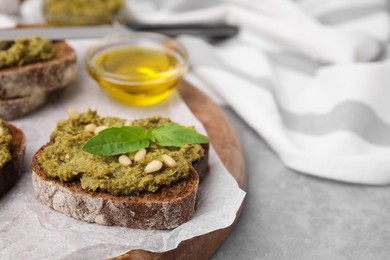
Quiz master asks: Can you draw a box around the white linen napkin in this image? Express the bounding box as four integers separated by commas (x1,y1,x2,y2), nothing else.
126,0,385,63
125,0,390,184
0,14,17,29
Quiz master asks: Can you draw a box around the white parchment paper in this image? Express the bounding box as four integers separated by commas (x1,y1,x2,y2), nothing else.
0,40,246,259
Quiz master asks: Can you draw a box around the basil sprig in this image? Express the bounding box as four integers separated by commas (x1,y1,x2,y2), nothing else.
82,123,209,156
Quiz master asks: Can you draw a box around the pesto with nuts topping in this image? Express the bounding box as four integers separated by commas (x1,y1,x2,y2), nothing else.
37,110,206,196
0,36,54,69
44,0,123,26
45,0,123,16
0,120,12,168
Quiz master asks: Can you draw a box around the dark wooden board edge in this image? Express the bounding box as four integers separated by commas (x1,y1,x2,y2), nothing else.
116,81,247,259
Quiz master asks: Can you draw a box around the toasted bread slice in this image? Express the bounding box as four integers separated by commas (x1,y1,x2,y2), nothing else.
31,143,209,230
0,88,50,120
0,41,78,119
0,122,26,197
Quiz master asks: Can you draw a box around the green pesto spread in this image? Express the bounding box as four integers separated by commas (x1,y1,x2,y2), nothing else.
37,110,205,196
0,120,12,168
0,36,54,69
45,0,123,26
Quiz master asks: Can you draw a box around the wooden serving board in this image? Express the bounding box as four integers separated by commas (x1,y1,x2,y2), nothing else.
117,81,247,259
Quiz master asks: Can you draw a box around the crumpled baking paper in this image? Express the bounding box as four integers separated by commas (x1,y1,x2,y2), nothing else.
0,40,246,259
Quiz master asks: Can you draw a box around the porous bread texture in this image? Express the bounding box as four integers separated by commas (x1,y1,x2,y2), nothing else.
0,88,49,120
0,41,78,119
0,123,26,197
31,143,209,230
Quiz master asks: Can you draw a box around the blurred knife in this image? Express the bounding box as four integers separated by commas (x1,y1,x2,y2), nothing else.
0,23,239,41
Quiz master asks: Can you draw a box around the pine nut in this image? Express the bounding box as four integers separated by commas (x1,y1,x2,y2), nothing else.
124,120,132,126
144,160,163,173
67,108,79,120
162,154,177,167
94,125,108,135
85,123,97,133
118,155,132,166
0,127,3,136
134,149,147,162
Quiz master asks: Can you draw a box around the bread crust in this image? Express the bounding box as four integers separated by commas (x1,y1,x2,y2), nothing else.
0,123,26,197
31,143,209,229
0,41,78,119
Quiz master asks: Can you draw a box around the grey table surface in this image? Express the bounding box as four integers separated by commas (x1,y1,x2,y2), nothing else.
212,107,390,260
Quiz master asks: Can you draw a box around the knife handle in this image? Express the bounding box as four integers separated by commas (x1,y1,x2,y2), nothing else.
125,23,239,39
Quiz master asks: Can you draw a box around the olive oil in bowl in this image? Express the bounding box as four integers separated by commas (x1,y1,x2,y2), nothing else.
86,33,188,106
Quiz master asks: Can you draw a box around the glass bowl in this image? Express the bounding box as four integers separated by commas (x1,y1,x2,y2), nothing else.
86,32,189,106
43,0,124,26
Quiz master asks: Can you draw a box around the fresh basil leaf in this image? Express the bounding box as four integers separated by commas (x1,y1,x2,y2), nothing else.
82,126,149,156
146,128,154,142
151,123,209,147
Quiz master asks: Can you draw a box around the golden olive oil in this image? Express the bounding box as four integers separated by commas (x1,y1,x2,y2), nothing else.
88,46,186,106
